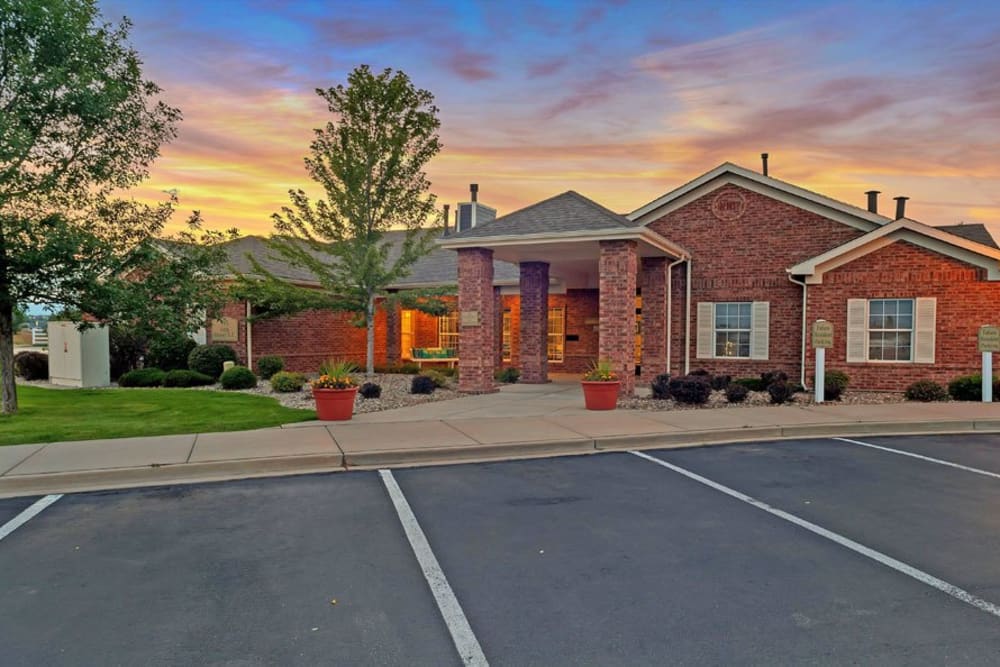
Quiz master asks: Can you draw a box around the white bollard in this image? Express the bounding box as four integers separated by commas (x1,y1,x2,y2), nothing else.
984,351,993,403
815,347,825,404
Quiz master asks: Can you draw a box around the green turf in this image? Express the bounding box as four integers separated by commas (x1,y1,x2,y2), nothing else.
0,385,316,446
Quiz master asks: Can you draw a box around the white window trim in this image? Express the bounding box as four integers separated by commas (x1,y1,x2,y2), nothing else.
846,297,936,364
714,302,752,359
696,301,769,360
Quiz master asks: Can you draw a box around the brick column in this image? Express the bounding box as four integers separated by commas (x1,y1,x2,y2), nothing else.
519,262,549,383
385,301,401,366
599,240,637,395
457,248,498,393
640,257,667,383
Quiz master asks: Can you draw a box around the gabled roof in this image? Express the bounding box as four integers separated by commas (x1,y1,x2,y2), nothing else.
937,223,998,249
627,162,891,231
446,190,639,239
788,217,1000,283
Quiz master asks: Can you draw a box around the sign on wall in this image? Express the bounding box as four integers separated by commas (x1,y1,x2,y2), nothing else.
710,191,747,221
211,317,239,342
460,310,481,327
812,320,834,349
979,325,1000,353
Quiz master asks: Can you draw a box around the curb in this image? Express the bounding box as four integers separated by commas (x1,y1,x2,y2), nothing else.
2,420,998,498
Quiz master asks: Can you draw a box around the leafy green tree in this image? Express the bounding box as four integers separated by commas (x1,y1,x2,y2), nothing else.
234,65,451,376
0,0,231,414
12,305,26,330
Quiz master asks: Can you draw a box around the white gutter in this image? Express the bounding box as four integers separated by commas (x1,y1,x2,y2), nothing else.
245,300,253,370
787,274,808,389
685,259,692,375
665,256,686,375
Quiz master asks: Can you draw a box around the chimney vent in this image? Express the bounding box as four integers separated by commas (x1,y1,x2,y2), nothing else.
470,183,479,202
894,196,909,220
865,190,880,214
442,204,450,236
761,153,769,177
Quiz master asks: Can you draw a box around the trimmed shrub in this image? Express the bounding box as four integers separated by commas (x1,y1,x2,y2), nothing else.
824,383,843,401
651,373,671,400
256,355,284,380
220,366,257,390
824,369,850,392
733,377,765,392
13,351,48,380
118,367,166,387
359,382,382,399
905,379,948,402
374,363,421,375
411,375,436,394
145,335,197,372
494,367,521,383
420,369,449,388
667,375,712,405
948,374,991,401
188,344,238,379
437,366,458,378
725,383,749,403
270,371,306,393
689,368,710,376
162,369,215,387
761,370,789,387
710,374,732,391
767,381,796,404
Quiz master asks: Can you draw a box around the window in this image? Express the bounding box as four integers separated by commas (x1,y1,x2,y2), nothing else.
867,298,913,361
714,302,752,358
438,312,459,352
502,310,512,361
547,307,565,363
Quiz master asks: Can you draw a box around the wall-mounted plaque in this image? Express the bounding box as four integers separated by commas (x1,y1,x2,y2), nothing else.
460,310,480,327
211,317,239,342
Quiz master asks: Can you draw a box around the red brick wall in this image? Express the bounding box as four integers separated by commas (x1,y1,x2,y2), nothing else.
519,262,549,383
457,248,497,392
500,290,599,375
648,184,865,381
599,240,638,394
808,240,1000,391
640,257,668,381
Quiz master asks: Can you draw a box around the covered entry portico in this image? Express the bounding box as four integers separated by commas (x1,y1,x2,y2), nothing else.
439,191,689,396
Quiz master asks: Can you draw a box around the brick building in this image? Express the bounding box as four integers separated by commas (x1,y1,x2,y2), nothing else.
209,162,1000,394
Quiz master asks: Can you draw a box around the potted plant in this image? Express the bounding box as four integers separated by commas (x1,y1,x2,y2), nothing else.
581,359,621,410
311,360,359,421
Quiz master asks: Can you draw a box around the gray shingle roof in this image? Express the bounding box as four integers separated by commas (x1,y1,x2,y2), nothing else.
448,190,638,239
219,232,520,287
937,223,998,249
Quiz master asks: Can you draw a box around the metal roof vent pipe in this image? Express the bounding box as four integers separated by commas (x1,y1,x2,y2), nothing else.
470,183,478,202
761,153,769,176
865,190,880,214
442,203,450,236
894,196,909,220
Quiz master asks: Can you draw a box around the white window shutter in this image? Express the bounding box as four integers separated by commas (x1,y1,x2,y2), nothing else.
846,299,868,362
914,297,936,363
750,301,769,360
696,302,714,359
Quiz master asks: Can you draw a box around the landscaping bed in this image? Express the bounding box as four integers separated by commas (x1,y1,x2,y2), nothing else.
620,389,907,411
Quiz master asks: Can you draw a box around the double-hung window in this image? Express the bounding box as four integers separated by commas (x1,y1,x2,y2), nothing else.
867,299,913,361
437,312,459,352
846,297,936,363
696,301,769,360
714,302,752,358
547,307,565,363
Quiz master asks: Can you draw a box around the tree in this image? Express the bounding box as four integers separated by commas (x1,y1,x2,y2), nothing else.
0,0,220,414
234,65,450,375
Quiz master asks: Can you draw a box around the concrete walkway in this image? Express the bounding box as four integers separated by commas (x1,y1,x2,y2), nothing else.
3,380,1000,497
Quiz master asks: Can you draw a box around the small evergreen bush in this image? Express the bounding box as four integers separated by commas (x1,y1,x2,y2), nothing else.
689,368,710,376
270,371,306,393
761,370,789,387
118,367,166,387
359,382,382,399
420,369,449,388
733,377,766,392
905,379,948,402
411,375,436,394
162,369,214,387
494,367,521,383
947,374,997,401
651,373,671,400
13,351,48,380
725,383,749,403
824,369,850,392
710,374,732,391
188,344,238,378
667,375,712,404
256,355,284,380
767,381,796,404
220,366,257,390
145,335,197,372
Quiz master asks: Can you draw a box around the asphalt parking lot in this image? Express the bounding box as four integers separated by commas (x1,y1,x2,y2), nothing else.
3,434,1000,665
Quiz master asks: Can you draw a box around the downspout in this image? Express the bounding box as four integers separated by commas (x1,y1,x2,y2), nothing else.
245,300,253,371
666,256,686,375
787,274,808,390
685,258,692,375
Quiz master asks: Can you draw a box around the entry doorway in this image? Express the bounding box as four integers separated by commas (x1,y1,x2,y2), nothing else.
401,310,415,360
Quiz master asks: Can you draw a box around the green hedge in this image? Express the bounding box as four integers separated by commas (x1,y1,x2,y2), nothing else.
118,368,166,387
162,369,215,387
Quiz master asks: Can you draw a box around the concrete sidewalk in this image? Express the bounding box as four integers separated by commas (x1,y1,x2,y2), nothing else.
4,393,1000,498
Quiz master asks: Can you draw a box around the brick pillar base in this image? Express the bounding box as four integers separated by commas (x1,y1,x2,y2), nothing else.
640,257,667,383
519,262,549,383
599,240,637,395
457,248,498,393
386,302,401,366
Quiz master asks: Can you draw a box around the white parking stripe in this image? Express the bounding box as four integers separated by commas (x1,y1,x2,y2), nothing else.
629,450,1000,619
0,494,62,542
834,437,1000,480
379,469,489,667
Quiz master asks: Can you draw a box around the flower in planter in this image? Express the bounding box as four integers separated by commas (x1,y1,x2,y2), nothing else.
583,359,619,382
312,360,357,390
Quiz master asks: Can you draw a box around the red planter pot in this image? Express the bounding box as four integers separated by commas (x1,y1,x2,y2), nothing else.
312,386,359,421
581,381,621,410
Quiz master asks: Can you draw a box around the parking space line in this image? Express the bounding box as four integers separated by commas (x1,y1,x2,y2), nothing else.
834,437,1000,480
629,450,1000,619
0,494,62,542
379,469,489,667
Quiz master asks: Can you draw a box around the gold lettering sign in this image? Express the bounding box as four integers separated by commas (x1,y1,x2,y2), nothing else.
460,310,480,327
211,317,239,342
812,320,834,349
979,325,1000,353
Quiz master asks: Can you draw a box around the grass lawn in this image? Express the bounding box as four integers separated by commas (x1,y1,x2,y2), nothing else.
0,385,317,446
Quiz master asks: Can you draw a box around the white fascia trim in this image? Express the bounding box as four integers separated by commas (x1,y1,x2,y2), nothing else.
627,163,889,231
438,227,690,259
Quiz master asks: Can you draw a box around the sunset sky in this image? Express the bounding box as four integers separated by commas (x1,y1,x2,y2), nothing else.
98,0,1000,236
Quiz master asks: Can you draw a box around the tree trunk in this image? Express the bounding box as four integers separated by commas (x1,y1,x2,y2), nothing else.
0,303,18,415
366,294,375,377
